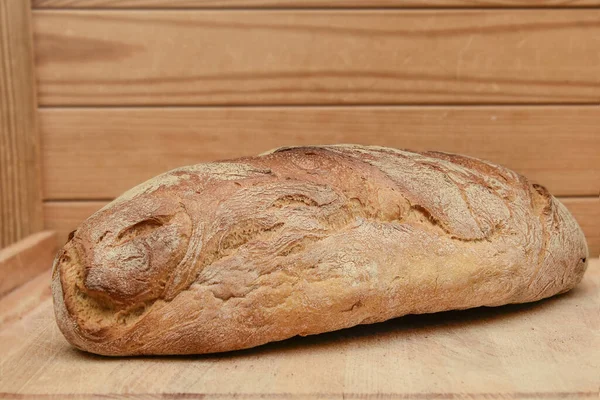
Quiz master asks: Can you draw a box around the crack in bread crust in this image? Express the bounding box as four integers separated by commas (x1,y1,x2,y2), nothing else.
53,145,589,355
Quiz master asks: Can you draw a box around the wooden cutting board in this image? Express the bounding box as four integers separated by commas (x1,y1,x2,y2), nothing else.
1,259,598,400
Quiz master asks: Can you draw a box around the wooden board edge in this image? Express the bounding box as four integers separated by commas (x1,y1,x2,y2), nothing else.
0,231,57,298
0,268,52,328
30,0,600,9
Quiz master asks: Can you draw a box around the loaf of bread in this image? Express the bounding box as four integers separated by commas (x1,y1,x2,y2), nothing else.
52,145,589,356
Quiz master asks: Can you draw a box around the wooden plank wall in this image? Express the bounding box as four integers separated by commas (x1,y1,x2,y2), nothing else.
0,0,43,248
31,2,600,256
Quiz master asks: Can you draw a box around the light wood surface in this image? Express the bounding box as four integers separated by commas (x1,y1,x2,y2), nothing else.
43,197,600,256
31,0,600,8
39,106,600,199
0,259,598,398
33,10,600,106
0,269,51,327
0,0,43,248
0,232,56,297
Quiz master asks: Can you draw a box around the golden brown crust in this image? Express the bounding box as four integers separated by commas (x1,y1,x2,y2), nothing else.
52,145,589,355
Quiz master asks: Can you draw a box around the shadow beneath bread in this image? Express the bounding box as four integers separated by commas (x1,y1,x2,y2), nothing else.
73,287,579,361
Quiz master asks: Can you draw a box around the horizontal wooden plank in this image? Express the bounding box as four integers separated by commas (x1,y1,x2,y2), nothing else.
33,10,600,106
0,232,56,297
43,197,599,256
31,0,600,9
39,106,600,199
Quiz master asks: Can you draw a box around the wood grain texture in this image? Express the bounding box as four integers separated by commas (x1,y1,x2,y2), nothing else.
33,10,600,106
31,0,600,9
0,259,598,397
39,107,600,199
0,269,51,328
0,232,56,297
43,197,600,256
0,0,43,248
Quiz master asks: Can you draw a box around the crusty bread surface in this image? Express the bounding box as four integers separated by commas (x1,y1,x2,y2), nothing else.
52,145,589,355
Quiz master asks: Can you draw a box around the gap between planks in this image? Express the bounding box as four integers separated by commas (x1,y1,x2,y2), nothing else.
35,104,600,109
29,0,600,11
